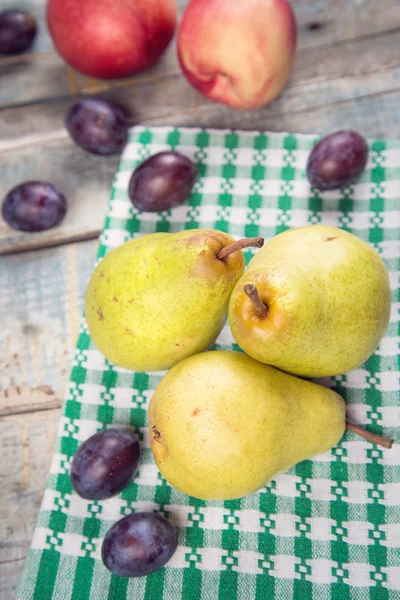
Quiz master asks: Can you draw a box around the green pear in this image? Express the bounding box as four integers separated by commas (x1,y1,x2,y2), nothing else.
85,230,262,372
149,351,346,500
229,225,391,378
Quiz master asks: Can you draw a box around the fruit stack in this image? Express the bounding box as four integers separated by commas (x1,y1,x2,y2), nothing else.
17,128,397,596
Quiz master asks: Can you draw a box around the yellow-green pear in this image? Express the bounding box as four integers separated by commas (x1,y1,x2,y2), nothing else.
149,351,346,500
229,225,391,378
85,230,262,372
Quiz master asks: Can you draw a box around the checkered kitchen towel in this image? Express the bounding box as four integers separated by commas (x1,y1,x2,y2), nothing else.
18,127,400,600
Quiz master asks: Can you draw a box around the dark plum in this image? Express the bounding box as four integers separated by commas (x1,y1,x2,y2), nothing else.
65,98,129,155
2,181,67,232
0,9,37,55
70,429,140,500
307,130,369,191
102,513,178,577
128,151,197,212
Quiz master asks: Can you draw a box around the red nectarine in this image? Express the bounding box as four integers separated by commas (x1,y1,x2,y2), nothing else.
47,0,177,79
178,0,297,110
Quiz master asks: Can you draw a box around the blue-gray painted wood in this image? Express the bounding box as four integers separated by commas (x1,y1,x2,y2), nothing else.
0,240,97,405
1,0,400,109
0,239,98,600
2,26,400,253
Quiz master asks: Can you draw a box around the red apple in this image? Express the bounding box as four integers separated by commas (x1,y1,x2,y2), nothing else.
47,0,177,79
177,0,297,110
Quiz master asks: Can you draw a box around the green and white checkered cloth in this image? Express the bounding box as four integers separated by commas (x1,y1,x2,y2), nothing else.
18,127,400,600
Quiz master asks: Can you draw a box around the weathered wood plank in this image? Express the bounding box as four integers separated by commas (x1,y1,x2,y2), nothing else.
0,140,118,254
2,24,400,143
0,240,97,598
2,26,400,254
1,0,400,109
0,408,59,600
294,0,400,49
0,557,26,600
0,54,72,108
156,87,400,139
0,42,181,110
0,240,97,415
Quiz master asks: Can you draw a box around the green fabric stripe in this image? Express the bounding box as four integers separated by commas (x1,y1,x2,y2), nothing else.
71,557,95,600
33,551,60,600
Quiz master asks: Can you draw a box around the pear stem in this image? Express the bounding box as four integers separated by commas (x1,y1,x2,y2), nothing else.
217,236,264,260
346,421,394,449
244,284,269,318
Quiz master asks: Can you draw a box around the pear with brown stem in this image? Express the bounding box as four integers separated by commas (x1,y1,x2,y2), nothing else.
229,225,391,378
150,351,393,501
86,230,263,372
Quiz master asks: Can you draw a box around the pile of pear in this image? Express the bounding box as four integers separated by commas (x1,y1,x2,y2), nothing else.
86,225,393,501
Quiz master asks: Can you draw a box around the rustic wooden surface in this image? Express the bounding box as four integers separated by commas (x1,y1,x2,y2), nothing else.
1,0,400,597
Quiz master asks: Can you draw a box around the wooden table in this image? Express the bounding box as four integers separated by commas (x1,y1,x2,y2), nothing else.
1,0,400,597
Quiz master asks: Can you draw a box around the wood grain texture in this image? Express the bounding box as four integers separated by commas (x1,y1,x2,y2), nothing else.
0,408,59,600
0,140,118,254
0,240,96,596
1,0,400,108
0,240,97,416
2,25,400,253
0,240,95,599
293,0,400,49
